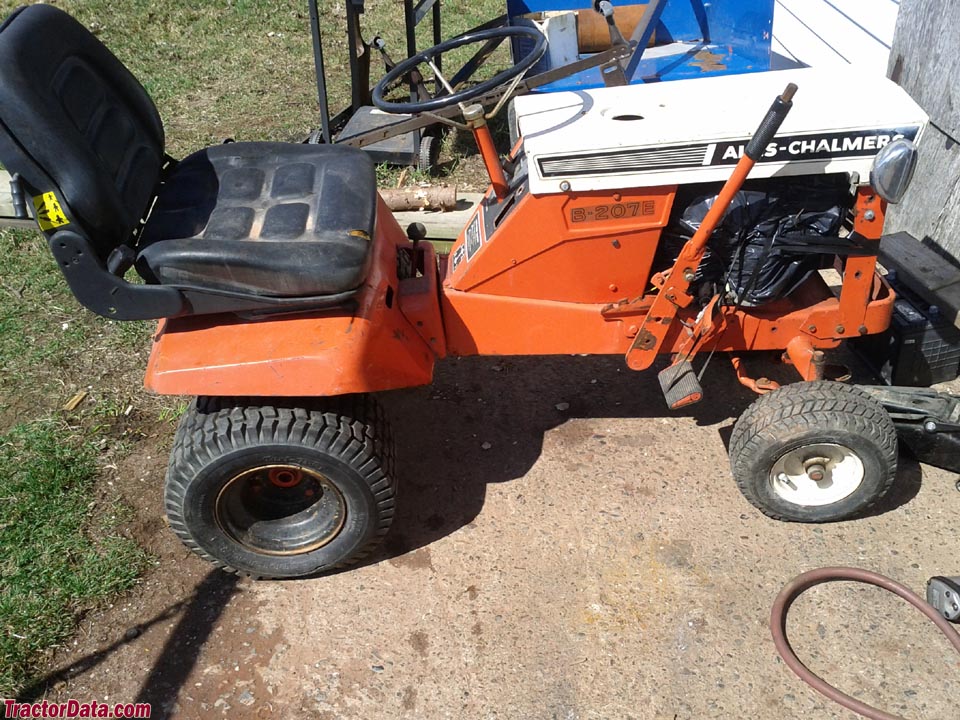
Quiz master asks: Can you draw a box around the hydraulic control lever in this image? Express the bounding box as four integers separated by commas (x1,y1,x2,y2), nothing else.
594,0,629,86
927,577,960,622
626,84,798,408
594,0,629,48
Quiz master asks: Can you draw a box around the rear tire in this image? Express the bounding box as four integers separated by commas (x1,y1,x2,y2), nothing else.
164,395,395,578
729,382,898,522
417,134,440,174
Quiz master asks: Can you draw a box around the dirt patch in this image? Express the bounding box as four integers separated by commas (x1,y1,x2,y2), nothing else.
387,547,435,572
16,421,231,708
19,416,315,719
99,422,177,560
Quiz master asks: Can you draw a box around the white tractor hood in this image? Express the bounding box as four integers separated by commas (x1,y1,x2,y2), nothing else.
515,67,928,196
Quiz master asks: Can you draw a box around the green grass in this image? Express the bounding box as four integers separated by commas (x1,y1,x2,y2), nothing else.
158,399,190,426
0,422,148,696
0,0,504,155
0,0,503,696
0,229,155,418
0,228,156,696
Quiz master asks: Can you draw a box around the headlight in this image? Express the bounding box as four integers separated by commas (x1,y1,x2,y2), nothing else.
870,138,918,204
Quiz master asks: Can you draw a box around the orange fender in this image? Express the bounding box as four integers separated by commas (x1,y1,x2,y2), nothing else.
144,199,437,397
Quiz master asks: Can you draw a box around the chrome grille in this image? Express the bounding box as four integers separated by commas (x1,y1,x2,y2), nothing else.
539,144,710,177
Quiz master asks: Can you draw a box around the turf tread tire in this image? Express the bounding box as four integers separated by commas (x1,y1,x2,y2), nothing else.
729,382,898,522
165,395,395,578
417,134,440,174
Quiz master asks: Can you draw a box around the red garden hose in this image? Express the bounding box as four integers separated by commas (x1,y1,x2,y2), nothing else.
771,567,960,720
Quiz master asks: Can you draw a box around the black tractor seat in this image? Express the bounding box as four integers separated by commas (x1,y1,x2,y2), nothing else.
138,143,375,299
0,4,377,320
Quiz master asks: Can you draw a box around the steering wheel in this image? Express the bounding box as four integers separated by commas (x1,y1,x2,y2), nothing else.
372,25,547,115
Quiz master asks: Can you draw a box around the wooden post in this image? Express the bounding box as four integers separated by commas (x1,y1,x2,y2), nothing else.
0,168,34,228
885,0,960,261
0,168,15,218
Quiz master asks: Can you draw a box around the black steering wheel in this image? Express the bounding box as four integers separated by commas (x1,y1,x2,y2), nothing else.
372,25,547,115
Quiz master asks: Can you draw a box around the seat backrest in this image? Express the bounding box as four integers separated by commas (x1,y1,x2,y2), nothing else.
0,5,165,257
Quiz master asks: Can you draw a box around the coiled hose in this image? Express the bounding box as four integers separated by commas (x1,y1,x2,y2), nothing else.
771,567,960,720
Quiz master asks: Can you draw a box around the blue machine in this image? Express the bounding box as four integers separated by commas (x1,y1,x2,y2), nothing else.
508,0,775,92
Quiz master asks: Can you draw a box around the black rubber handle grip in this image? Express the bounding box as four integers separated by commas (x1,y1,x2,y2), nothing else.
745,83,797,161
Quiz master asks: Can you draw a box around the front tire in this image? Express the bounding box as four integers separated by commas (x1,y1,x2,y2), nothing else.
165,395,395,578
729,382,898,522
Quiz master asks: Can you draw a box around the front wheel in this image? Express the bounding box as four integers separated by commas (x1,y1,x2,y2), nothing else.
729,382,898,522
164,395,395,578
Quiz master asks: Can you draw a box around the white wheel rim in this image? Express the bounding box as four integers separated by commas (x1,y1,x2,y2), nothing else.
769,443,865,507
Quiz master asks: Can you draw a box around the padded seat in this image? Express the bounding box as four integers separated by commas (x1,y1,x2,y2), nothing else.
0,4,381,319
138,142,377,298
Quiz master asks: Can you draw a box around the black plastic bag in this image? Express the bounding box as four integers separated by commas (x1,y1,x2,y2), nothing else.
659,176,850,307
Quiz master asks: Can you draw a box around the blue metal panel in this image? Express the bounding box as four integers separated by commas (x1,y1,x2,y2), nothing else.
510,0,775,91
508,0,592,14
703,0,775,64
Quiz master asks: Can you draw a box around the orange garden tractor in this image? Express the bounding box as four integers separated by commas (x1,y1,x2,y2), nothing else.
2,4,958,578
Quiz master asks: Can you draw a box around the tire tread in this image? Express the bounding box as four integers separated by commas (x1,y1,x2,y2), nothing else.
165,395,395,577
729,382,898,522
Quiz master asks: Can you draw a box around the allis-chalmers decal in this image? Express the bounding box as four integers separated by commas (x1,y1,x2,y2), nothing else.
711,127,921,165
537,126,922,178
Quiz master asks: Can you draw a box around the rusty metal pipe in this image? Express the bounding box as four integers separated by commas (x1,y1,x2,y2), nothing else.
784,334,825,381
463,103,509,199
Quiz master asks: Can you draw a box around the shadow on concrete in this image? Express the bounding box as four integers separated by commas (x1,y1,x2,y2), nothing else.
866,450,924,517
133,571,239,718
18,571,239,719
361,353,759,567
15,602,188,704
361,353,933,566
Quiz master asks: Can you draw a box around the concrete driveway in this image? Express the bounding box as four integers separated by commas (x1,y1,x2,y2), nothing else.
38,355,960,719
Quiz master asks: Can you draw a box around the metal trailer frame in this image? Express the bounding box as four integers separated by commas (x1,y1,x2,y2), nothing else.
307,0,442,163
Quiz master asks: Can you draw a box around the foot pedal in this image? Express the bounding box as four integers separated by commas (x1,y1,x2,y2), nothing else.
658,361,704,410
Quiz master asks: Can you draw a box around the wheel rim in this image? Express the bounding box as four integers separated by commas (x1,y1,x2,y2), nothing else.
769,443,865,507
215,464,346,556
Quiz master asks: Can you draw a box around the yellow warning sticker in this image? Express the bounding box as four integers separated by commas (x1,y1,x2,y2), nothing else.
32,191,69,231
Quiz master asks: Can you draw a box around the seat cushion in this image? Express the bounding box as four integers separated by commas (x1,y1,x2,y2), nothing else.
137,142,377,298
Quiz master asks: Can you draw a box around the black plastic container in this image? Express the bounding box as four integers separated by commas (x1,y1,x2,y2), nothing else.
857,274,960,386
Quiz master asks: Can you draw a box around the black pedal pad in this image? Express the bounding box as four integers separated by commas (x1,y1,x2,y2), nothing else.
658,361,704,410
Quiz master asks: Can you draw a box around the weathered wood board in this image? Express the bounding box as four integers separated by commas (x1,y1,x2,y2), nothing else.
884,0,960,261
888,0,960,141
0,167,14,217
0,167,33,229
390,192,483,242
880,231,960,329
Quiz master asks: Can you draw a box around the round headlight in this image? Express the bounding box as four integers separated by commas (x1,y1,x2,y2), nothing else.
869,138,918,204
